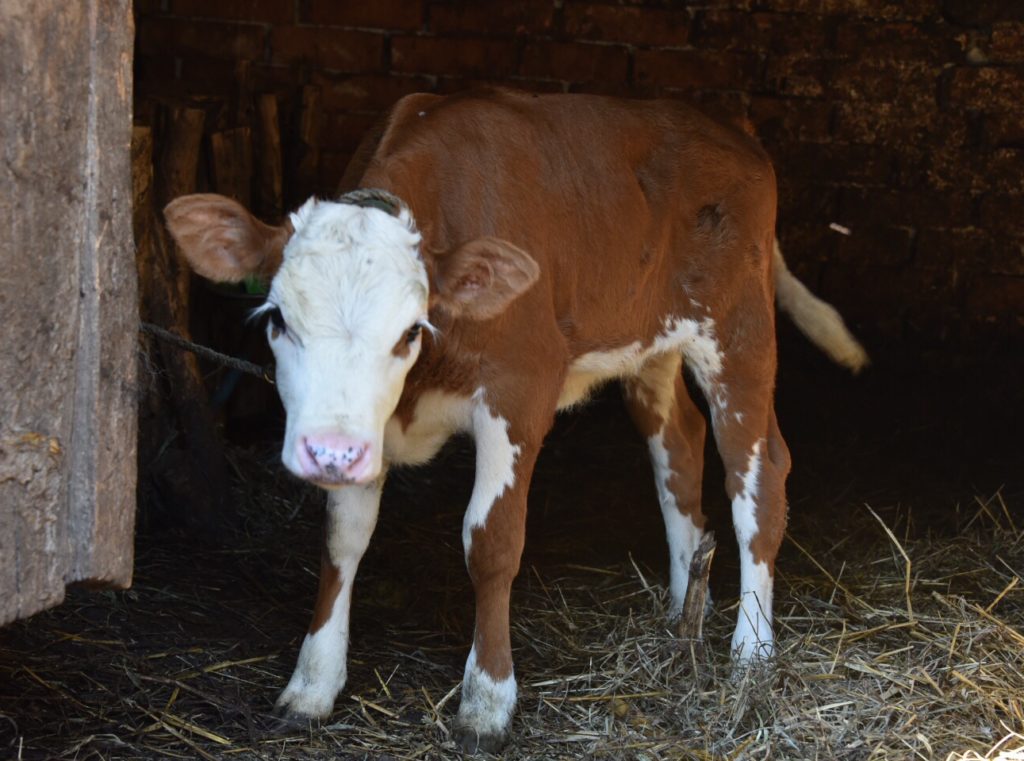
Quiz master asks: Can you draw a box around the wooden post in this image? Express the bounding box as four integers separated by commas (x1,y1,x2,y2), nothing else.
257,94,284,219
141,103,234,537
1,0,136,624
210,126,254,207
288,84,321,205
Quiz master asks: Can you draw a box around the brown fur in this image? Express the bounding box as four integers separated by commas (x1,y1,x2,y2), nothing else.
351,89,789,693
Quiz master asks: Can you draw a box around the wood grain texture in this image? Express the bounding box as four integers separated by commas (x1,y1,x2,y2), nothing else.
0,0,137,625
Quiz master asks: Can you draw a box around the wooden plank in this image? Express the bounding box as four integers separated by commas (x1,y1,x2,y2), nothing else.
289,84,321,203
0,0,136,625
142,107,234,537
210,126,254,207
256,94,284,218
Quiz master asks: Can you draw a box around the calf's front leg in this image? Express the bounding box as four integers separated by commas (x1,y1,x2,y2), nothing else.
275,477,383,720
453,403,541,754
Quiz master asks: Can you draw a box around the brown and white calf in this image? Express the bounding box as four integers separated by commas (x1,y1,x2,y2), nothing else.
165,89,867,753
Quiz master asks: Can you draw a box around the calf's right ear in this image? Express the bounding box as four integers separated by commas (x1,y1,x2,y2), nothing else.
164,194,292,283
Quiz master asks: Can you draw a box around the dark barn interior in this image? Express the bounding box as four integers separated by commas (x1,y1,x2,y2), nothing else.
2,1,1022,759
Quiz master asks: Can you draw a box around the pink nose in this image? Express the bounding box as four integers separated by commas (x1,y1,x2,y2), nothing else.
295,434,374,485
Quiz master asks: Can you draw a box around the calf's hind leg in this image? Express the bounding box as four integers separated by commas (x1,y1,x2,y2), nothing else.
697,336,791,662
623,352,709,618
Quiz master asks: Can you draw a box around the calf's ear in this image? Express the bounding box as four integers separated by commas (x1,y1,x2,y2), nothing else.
432,237,540,321
164,194,292,283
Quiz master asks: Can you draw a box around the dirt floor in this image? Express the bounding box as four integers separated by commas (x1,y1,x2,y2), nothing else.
1,333,1022,760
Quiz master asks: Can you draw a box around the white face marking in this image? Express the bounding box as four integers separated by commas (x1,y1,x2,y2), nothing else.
277,481,382,718
560,317,724,410
455,644,517,740
730,440,775,662
261,199,429,484
383,390,474,466
648,433,704,617
463,399,521,557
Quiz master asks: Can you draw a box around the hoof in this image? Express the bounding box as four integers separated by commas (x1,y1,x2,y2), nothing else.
453,724,508,755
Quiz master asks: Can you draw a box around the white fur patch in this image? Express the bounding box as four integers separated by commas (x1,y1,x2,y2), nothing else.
383,390,474,465
463,399,521,556
730,440,775,662
276,481,382,718
648,434,704,616
559,317,723,410
455,644,517,740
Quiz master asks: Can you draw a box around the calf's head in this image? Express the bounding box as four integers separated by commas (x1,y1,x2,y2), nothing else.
165,191,539,488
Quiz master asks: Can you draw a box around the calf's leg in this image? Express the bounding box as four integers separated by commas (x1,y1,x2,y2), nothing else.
453,401,544,753
275,477,383,719
693,327,791,662
623,352,708,617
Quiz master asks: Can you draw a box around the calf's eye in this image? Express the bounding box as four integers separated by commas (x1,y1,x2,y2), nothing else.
268,307,286,339
405,324,422,345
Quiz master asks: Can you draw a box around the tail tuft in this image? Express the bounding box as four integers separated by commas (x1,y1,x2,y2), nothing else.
773,240,869,373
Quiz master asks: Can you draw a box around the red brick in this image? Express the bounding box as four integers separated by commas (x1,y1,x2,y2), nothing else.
979,193,1024,231
944,0,1024,26
520,41,629,84
568,79,653,98
270,26,385,72
750,97,833,144
430,1,554,36
433,77,563,96
966,274,1024,319
391,36,517,77
775,224,838,270
778,181,840,222
832,100,936,144
634,49,757,90
835,20,953,61
696,10,827,53
988,236,1024,276
990,23,1024,63
916,227,988,268
564,4,690,47
949,66,1024,110
309,0,423,31
686,90,751,123
974,148,1024,195
830,59,937,102
137,17,266,61
764,55,827,97
315,72,433,112
169,0,296,25
986,110,1024,147
835,224,915,267
821,0,936,21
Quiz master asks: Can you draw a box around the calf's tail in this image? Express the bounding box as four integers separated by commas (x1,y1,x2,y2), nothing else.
773,238,870,373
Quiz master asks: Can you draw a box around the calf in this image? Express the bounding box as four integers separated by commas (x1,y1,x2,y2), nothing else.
165,89,867,753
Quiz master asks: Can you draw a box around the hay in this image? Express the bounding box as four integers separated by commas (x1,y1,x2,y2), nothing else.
1,438,1022,760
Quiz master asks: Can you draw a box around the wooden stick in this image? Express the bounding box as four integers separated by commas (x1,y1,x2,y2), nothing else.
678,532,716,643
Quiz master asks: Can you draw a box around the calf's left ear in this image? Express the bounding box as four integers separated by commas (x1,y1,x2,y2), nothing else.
432,237,540,321
164,194,292,283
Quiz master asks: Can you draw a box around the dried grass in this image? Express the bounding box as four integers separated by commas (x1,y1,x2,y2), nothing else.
1,437,1021,761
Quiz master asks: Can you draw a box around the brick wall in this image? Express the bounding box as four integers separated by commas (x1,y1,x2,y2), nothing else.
135,0,1024,348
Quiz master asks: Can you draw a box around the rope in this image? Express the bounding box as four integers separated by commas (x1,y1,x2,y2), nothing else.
140,322,275,385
